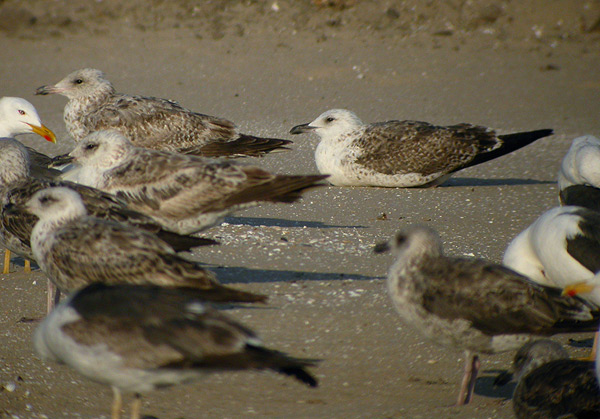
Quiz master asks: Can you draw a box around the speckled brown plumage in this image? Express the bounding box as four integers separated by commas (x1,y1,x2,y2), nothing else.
69,130,327,234
34,283,317,419
36,68,292,157
25,187,265,303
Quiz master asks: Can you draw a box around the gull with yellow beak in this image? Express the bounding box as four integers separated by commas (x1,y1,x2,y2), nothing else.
0,97,57,273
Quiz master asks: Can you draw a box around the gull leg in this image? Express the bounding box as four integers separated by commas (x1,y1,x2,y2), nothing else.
24,259,31,273
111,386,123,419
3,249,10,274
46,280,61,314
456,351,479,406
130,393,142,419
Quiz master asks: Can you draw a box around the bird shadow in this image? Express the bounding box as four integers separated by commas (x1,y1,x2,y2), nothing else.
208,265,381,284
224,216,367,229
443,178,555,187
474,371,516,400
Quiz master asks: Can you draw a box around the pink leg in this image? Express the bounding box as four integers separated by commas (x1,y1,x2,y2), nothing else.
456,351,480,406
46,280,61,314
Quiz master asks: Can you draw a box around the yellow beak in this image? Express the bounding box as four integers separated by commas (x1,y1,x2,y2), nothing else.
27,123,56,143
562,281,596,297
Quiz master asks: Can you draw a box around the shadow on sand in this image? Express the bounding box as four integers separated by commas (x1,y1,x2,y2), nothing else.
224,216,367,229
443,178,555,187
208,265,381,284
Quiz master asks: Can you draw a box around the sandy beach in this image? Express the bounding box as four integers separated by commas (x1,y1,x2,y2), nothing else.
1,1,600,418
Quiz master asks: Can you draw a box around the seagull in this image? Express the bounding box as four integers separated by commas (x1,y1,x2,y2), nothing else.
374,225,600,406
20,187,266,309
503,206,600,303
557,135,600,210
502,340,600,419
35,68,292,157
0,141,218,311
34,283,318,419
290,109,553,187
63,130,327,234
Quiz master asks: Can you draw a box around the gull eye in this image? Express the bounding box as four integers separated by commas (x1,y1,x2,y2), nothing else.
325,116,335,123
39,195,55,205
18,109,26,115
395,234,407,246
74,78,83,84
84,143,98,151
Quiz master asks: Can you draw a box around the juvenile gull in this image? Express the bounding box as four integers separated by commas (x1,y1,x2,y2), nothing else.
36,68,292,157
374,225,600,406
502,340,600,419
65,130,327,234
21,187,266,306
0,140,217,299
290,109,553,187
34,283,318,419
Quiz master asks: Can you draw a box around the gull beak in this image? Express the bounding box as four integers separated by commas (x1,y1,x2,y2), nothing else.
373,241,390,254
26,123,56,143
50,153,74,167
35,84,61,96
562,281,596,297
290,123,317,135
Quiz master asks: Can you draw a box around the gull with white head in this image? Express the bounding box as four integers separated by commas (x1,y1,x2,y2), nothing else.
290,109,552,187
36,68,292,157
63,130,327,234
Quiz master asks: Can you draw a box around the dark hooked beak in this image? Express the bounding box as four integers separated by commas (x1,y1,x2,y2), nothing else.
49,153,74,167
35,85,58,96
290,123,316,135
373,241,390,254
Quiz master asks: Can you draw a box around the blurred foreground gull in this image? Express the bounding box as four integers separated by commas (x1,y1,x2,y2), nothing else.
374,225,600,405
63,130,327,234
20,187,266,308
503,206,600,304
500,340,600,419
558,135,600,210
34,283,318,419
36,68,292,157
290,109,552,187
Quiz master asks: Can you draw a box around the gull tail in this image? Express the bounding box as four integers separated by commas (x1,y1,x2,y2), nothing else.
193,284,268,304
186,135,293,158
155,230,219,252
221,172,329,208
461,129,553,171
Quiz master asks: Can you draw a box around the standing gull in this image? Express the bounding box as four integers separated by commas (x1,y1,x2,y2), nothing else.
34,283,318,419
374,225,600,405
36,68,292,157
290,109,552,187
20,187,266,306
63,130,327,234
501,340,600,419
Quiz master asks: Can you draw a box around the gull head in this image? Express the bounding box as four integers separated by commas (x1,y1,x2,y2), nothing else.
0,97,56,142
25,187,87,222
70,130,134,169
374,225,443,260
290,109,364,140
36,68,114,101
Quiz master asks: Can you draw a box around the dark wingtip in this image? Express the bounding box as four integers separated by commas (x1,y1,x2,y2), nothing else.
279,366,319,387
373,241,390,254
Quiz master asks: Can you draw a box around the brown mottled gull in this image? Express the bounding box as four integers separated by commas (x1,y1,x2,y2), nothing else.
34,283,317,419
36,68,292,157
290,109,552,187
374,225,600,406
65,130,328,234
20,187,266,306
